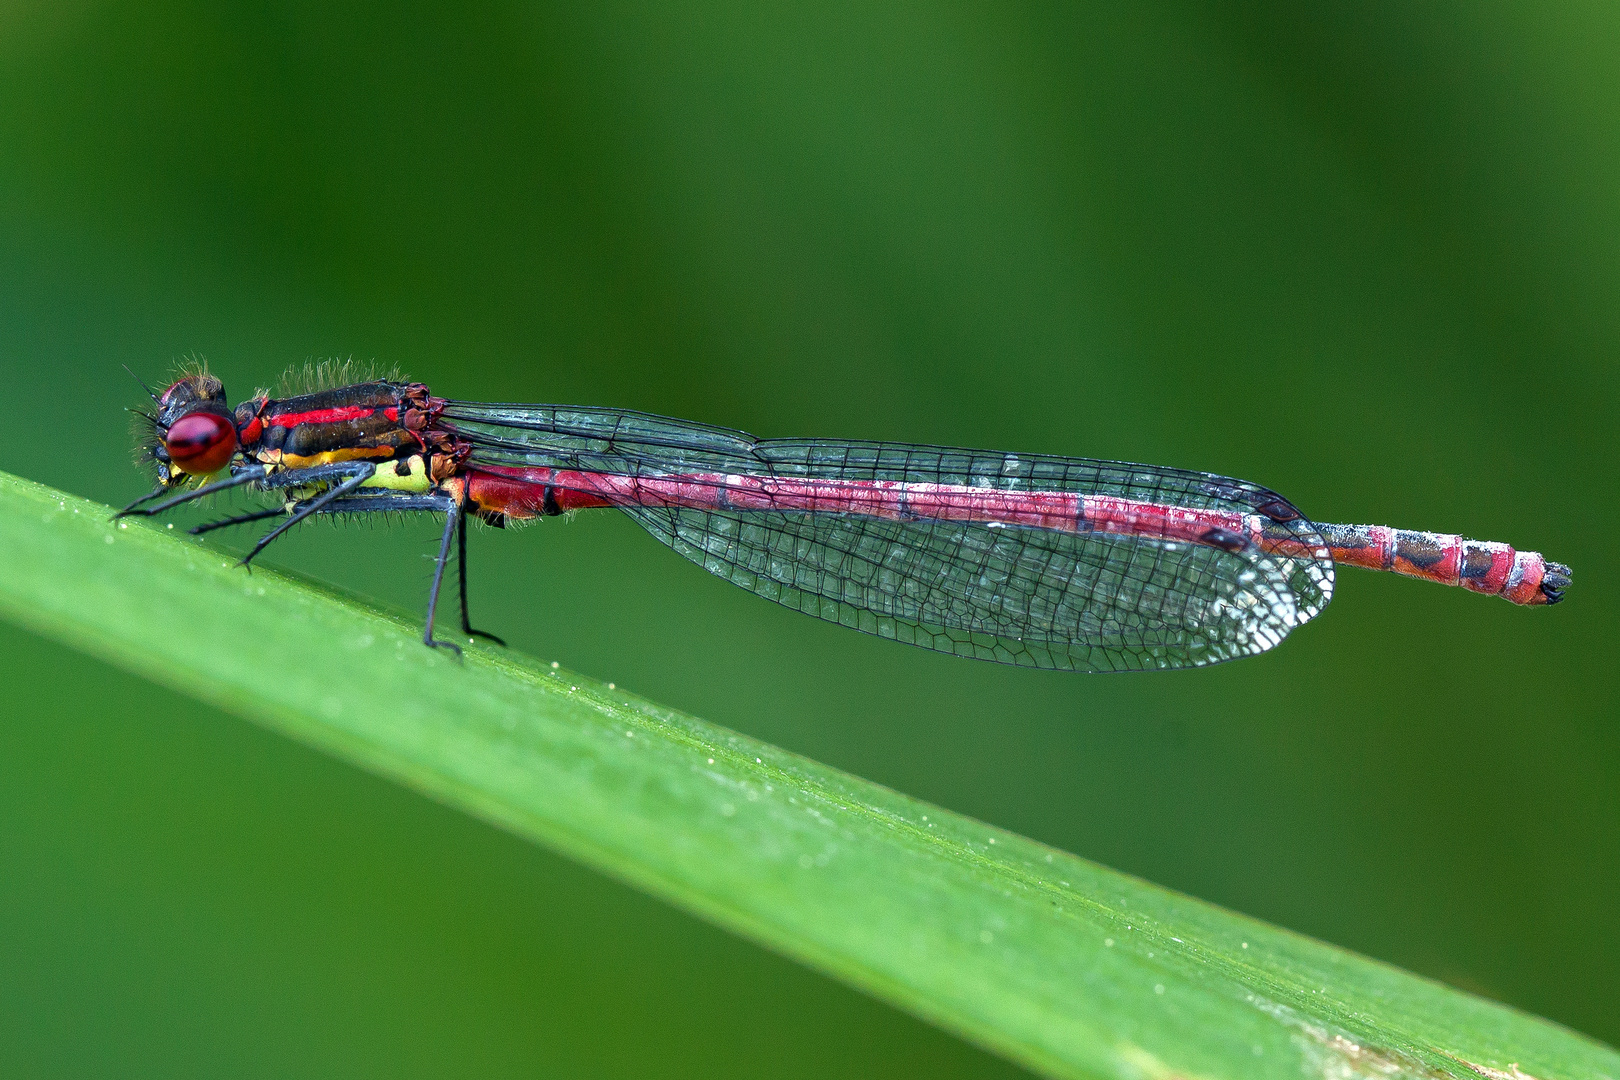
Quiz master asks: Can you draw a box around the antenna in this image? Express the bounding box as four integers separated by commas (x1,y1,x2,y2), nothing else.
122,364,160,402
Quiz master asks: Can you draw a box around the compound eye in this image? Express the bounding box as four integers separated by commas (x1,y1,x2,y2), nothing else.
164,412,238,475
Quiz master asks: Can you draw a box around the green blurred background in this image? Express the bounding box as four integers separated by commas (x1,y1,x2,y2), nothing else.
0,3,1615,1075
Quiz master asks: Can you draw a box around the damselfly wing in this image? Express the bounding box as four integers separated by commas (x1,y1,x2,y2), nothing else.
437,402,1334,671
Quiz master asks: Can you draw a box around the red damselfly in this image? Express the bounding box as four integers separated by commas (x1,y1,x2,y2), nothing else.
118,368,1569,670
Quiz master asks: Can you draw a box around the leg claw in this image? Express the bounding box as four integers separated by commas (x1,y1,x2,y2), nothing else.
426,637,463,657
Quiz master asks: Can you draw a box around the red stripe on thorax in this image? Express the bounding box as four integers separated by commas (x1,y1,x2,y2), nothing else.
269,405,399,427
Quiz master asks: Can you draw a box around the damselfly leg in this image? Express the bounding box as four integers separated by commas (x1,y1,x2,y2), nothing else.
119,485,182,515
115,464,271,518
457,513,505,646
238,463,376,566
313,492,503,648
185,480,503,652
190,507,287,535
187,462,404,538
422,499,463,654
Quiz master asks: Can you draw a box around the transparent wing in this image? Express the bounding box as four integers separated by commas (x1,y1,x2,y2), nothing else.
440,401,1334,670
619,504,1324,671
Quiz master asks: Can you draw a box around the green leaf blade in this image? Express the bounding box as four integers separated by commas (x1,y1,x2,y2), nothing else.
0,471,1611,1080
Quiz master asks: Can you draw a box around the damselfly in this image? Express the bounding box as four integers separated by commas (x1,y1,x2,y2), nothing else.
119,368,1569,670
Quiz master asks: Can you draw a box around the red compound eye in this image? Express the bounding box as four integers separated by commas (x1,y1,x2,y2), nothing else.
164,412,238,475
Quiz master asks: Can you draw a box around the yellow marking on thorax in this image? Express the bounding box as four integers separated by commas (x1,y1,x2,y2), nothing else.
361,454,431,493
281,446,399,469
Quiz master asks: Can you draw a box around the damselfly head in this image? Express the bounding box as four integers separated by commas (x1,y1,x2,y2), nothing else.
141,373,240,485
156,372,228,417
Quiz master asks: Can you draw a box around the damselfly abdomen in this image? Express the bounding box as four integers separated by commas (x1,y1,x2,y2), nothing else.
119,370,1569,669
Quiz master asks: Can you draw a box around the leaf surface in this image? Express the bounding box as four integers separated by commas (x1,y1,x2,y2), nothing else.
0,471,1611,1080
